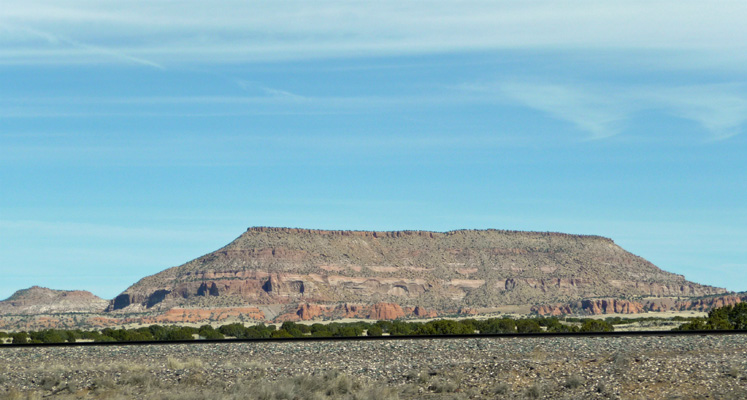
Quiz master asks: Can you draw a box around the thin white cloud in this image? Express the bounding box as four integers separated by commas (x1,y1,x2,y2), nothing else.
460,81,747,140
639,85,747,140
494,82,629,140
2,24,164,69
1,1,746,66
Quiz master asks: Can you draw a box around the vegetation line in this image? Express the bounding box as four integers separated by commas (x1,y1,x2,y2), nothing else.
3,329,747,348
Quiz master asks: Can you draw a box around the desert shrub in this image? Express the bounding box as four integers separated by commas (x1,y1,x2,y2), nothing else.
167,326,197,341
478,318,517,333
492,382,509,395
332,325,364,337
29,329,67,343
79,330,104,341
218,323,246,338
91,376,116,391
416,319,474,335
516,319,542,333
63,330,79,343
121,371,156,388
246,323,276,338
546,322,579,333
389,321,415,336
709,303,747,330
579,319,614,332
429,378,459,393
535,317,560,327
676,304,747,331
280,322,303,337
366,325,383,336
312,330,333,337
198,325,224,339
39,375,61,390
11,332,28,344
404,369,431,385
354,385,400,400
677,317,708,330
525,382,543,398
99,327,155,342
182,371,207,386
271,329,295,338
375,320,393,333
323,370,356,395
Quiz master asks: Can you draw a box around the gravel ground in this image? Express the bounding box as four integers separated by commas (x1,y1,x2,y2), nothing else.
1,335,747,399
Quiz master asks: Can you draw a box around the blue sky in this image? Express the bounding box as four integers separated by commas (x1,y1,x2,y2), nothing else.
1,1,746,300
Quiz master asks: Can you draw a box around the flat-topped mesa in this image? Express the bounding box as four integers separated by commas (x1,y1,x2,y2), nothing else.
106,227,725,315
246,227,442,238
244,226,614,242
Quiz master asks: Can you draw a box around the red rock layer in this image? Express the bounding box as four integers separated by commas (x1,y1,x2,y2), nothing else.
276,302,435,322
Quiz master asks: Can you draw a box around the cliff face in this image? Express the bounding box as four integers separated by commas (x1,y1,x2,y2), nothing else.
106,227,725,315
0,286,109,315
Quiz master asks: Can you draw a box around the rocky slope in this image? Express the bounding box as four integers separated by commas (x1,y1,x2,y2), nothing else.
106,227,725,317
0,286,109,315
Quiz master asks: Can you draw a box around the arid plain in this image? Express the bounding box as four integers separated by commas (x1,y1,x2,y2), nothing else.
2,335,747,399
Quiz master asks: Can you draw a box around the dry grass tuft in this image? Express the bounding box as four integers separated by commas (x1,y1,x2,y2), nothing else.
166,356,204,370
563,374,585,389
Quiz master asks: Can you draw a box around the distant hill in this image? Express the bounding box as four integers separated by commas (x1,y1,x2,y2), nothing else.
0,286,109,315
107,227,726,317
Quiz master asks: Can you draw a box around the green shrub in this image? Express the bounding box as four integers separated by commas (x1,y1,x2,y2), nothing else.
375,320,393,333
676,318,707,330
218,323,247,338
29,329,67,343
280,321,303,337
579,319,614,332
270,329,295,338
367,325,383,336
676,303,747,331
516,319,542,333
198,328,224,340
11,332,28,344
416,320,474,335
477,318,517,333
389,321,414,336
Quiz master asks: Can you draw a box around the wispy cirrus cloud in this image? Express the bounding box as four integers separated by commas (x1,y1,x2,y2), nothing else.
459,80,747,140
640,85,747,141
1,24,164,69
492,81,629,140
1,1,746,66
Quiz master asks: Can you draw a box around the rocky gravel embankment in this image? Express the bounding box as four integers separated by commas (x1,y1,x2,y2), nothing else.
1,335,746,399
